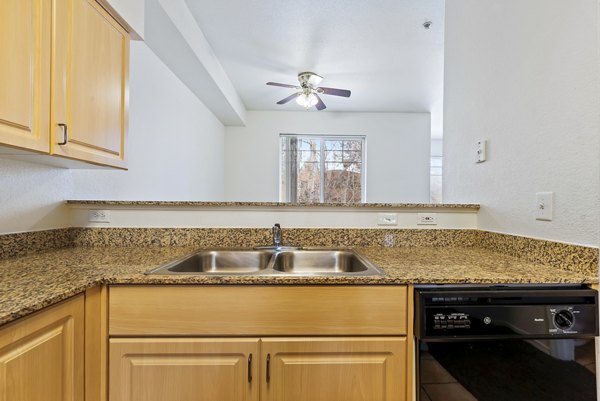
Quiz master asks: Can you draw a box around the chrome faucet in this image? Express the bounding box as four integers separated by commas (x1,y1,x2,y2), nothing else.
272,223,282,249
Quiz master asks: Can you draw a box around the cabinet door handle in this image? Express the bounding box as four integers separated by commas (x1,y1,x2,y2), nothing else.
57,123,68,145
266,353,271,383
248,353,252,383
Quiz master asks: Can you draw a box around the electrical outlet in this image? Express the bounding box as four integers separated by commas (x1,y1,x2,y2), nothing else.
88,210,111,223
417,213,438,225
377,213,398,226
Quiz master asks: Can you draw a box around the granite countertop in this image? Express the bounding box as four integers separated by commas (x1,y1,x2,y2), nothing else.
65,200,480,210
0,245,596,327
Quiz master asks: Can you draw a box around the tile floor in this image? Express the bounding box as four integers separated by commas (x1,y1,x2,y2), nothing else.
419,352,478,401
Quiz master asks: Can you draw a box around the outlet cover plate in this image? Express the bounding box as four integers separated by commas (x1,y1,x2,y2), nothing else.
88,210,111,223
377,213,398,226
417,213,438,225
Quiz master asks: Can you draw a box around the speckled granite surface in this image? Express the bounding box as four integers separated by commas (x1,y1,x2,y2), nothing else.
0,228,74,259
0,244,596,327
66,200,481,209
70,228,481,248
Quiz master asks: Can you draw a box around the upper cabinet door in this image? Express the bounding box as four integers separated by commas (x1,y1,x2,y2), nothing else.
52,0,129,168
0,0,51,153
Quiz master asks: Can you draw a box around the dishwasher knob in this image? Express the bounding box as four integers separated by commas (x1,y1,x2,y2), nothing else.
554,310,574,330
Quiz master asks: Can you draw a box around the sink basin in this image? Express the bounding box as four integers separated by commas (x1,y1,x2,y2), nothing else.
272,250,374,274
147,250,273,274
146,248,384,276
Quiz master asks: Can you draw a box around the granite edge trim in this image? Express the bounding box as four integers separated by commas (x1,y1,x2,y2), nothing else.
65,200,481,210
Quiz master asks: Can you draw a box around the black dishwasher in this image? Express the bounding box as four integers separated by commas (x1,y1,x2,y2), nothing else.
415,285,598,401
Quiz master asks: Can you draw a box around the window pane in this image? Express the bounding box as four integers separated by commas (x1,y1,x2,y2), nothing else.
324,140,342,151
281,135,364,203
324,169,362,203
342,140,362,151
296,161,320,203
342,150,361,163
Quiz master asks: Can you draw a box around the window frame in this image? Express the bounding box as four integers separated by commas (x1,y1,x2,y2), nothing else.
279,133,367,203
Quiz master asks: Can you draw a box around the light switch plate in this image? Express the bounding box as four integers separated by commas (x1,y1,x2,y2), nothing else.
476,139,487,163
535,192,553,221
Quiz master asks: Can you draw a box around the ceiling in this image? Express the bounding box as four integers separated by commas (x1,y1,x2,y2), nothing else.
184,0,445,137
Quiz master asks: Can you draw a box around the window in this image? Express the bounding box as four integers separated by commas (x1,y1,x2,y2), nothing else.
280,134,366,203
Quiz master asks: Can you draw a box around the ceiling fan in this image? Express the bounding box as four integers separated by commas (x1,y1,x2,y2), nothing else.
266,72,351,111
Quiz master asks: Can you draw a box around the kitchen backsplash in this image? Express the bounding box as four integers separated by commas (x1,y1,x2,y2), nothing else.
1,227,597,275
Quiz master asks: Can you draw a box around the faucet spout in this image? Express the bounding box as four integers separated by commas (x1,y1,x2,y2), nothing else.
272,223,282,249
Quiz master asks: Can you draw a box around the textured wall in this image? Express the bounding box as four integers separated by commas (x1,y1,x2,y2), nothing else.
443,0,600,246
0,159,71,234
71,41,226,201
224,111,431,203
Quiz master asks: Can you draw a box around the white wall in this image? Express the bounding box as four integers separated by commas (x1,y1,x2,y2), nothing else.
0,41,226,234
443,0,600,246
224,111,431,203
72,41,226,201
0,159,71,234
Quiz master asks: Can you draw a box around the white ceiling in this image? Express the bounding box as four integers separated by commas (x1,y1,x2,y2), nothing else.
184,0,445,137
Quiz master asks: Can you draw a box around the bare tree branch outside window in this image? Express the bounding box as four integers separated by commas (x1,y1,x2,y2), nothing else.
280,135,365,203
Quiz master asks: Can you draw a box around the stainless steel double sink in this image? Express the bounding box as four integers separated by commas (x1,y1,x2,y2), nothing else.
146,248,384,276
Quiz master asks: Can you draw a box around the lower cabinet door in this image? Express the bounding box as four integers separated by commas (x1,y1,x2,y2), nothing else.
261,337,406,401
109,338,260,401
0,295,84,401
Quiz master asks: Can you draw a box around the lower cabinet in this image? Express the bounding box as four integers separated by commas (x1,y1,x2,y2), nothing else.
262,337,406,401
109,338,259,401
109,337,406,401
108,285,410,401
0,295,84,401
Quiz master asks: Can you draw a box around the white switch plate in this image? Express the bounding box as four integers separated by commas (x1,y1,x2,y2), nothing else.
89,209,111,223
377,213,398,226
417,213,438,225
535,192,553,221
476,139,487,163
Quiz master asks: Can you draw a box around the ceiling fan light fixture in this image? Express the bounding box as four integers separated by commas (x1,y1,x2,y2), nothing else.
296,92,318,108
267,72,350,111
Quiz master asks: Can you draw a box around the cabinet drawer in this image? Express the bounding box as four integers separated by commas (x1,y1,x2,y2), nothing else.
109,286,407,336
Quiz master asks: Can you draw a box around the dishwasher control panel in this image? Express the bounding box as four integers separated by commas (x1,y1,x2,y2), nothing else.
415,285,599,340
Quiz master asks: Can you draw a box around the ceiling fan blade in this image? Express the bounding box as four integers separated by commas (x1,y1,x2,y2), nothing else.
267,82,300,89
318,87,351,97
314,93,327,111
277,92,301,105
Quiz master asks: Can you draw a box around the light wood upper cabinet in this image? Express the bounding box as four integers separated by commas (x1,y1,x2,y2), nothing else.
0,295,84,401
110,338,259,401
262,337,406,401
52,0,129,168
0,0,51,153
